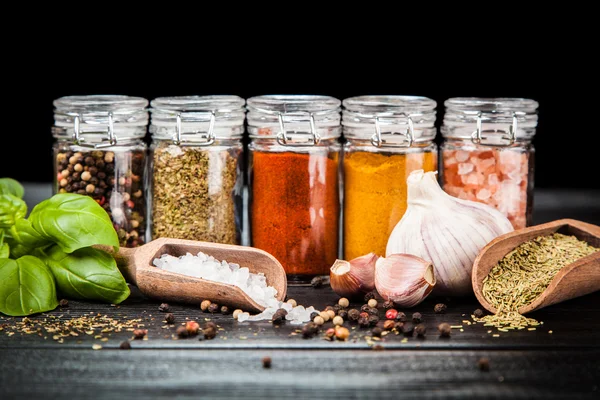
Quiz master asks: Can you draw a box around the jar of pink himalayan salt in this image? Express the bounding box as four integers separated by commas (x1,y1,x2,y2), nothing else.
440,98,539,229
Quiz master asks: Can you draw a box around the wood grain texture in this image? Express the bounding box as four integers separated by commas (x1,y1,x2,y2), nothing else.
472,219,600,314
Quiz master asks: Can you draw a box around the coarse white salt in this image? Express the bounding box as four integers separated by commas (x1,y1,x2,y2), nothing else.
152,252,314,324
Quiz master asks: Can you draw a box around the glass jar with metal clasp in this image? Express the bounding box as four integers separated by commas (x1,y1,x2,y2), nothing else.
440,97,539,229
52,95,149,247
342,95,438,260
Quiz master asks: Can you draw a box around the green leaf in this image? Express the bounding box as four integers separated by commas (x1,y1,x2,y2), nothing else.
38,245,129,304
8,219,52,249
0,232,9,258
0,178,24,198
0,194,27,229
0,256,58,316
29,193,119,253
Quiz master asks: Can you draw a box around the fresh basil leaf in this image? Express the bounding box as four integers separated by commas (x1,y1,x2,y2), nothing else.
29,193,119,253
0,256,58,316
8,219,52,249
0,194,27,230
0,232,9,258
38,245,129,304
0,178,24,198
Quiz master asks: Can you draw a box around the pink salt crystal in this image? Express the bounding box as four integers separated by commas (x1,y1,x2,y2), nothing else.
498,151,522,175
488,173,500,186
455,151,470,162
465,174,479,186
476,157,496,173
445,156,457,166
457,163,474,175
476,188,491,201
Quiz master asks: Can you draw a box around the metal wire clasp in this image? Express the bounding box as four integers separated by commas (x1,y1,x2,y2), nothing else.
72,112,118,148
173,111,216,146
370,116,414,148
276,112,321,146
471,112,519,146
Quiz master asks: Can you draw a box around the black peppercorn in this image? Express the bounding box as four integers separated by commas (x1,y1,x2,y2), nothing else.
120,341,131,350
395,312,407,322
367,307,379,316
368,315,379,327
364,292,376,301
371,327,383,338
333,305,342,313
310,276,324,288
395,322,405,331
325,306,335,312
203,327,217,340
473,309,484,318
383,300,394,310
360,304,370,312
347,309,360,321
164,313,175,324
208,303,219,313
84,156,95,166
434,303,447,314
478,357,490,372
415,324,426,337
133,329,147,339
272,309,287,325
221,306,230,315
158,303,170,312
412,312,422,323
438,323,452,337
205,321,217,330
310,311,320,321
402,323,414,336
358,317,370,328
338,310,348,320
176,326,188,338
59,299,69,307
262,356,272,369
302,322,319,338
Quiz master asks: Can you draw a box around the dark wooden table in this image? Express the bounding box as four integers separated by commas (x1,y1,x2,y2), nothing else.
1,186,599,399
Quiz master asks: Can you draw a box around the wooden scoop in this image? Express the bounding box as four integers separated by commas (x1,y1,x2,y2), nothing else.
472,219,600,315
101,238,287,313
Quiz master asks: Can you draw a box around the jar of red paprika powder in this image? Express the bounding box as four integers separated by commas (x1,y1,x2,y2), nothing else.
247,95,342,283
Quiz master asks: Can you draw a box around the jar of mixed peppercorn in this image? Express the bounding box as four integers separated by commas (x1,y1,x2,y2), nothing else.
342,96,438,260
441,98,539,229
149,96,245,244
52,95,149,248
247,95,342,283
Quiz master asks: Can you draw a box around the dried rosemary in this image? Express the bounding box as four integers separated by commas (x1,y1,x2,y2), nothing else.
475,233,599,329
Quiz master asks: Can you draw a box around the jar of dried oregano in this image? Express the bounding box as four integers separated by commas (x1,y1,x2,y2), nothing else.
247,95,342,283
342,96,438,260
52,95,149,248
149,96,245,245
441,98,539,230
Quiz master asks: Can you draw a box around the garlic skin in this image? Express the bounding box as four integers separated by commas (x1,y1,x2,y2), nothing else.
330,253,378,298
375,254,435,308
386,170,513,296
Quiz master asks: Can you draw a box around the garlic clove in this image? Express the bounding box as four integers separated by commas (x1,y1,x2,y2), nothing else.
330,252,378,298
375,254,436,308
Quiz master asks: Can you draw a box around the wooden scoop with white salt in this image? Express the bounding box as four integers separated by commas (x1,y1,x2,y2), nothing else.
99,238,287,313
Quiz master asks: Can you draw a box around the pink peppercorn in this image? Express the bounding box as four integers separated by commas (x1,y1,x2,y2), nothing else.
385,309,398,320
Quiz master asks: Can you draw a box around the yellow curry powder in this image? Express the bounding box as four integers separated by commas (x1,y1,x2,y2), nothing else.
343,150,437,259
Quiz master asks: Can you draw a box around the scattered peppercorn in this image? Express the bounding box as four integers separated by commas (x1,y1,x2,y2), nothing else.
164,313,175,324
360,304,370,312
347,309,360,321
358,317,370,328
208,303,219,314
185,321,200,336
383,320,395,331
368,315,379,327
333,305,342,314
203,326,217,340
438,323,452,337
367,299,378,308
371,327,383,338
310,311,320,320
338,310,348,320
319,311,331,322
326,310,336,320
312,315,324,326
338,298,350,308
262,356,272,369
402,323,414,336
324,328,336,341
120,341,131,350
175,326,189,338
200,300,211,312
364,292,376,301
310,276,324,288
367,307,379,316
272,309,288,325
412,312,422,323
373,344,384,351
395,312,407,322
385,309,398,320
302,322,319,338
325,306,335,312
332,316,344,326
395,322,405,331
133,329,147,340
286,299,297,307
434,303,447,314
474,309,484,318
383,300,394,309
415,324,427,337
233,309,243,320
205,321,217,330
158,303,170,312
478,357,490,372
221,306,230,315
335,326,350,341
59,299,69,308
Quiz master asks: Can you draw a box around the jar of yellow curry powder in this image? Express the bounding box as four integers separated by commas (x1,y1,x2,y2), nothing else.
342,96,438,259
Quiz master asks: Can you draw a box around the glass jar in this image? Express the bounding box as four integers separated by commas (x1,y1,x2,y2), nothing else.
441,98,539,230
342,96,438,260
247,95,341,282
149,96,245,244
52,95,149,248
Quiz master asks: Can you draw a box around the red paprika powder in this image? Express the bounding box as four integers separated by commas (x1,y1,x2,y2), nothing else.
250,150,340,281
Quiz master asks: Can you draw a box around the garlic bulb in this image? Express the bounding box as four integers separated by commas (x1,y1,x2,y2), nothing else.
386,170,513,296
375,254,435,307
330,253,378,298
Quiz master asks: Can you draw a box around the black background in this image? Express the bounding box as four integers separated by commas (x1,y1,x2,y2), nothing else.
2,19,597,189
